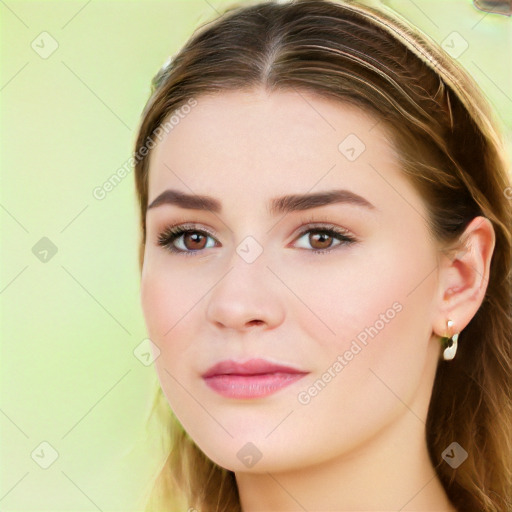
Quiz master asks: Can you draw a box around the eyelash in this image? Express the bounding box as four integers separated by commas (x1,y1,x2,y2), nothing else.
156,215,357,257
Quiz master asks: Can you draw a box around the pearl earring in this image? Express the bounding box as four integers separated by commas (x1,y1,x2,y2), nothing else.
440,319,459,361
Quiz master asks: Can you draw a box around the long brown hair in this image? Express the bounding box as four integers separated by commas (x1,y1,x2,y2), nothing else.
132,1,512,510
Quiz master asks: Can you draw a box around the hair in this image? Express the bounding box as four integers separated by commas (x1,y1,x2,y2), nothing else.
132,1,512,510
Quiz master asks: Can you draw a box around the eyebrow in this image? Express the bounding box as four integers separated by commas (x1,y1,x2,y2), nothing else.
147,188,376,216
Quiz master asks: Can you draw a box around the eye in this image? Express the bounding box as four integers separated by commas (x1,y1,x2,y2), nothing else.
292,224,356,254
157,224,218,256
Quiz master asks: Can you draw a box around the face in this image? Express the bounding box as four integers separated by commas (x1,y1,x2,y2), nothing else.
140,88,443,473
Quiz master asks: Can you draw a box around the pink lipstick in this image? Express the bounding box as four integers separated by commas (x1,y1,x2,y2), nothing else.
202,358,308,399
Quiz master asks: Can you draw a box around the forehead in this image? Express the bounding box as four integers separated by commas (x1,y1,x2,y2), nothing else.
146,88,405,209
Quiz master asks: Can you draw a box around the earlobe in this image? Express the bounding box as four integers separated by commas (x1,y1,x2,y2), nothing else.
433,216,496,340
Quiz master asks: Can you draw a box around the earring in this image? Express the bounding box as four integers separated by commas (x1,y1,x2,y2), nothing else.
440,319,459,361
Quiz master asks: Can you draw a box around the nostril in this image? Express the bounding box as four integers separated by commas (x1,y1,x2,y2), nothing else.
247,319,264,327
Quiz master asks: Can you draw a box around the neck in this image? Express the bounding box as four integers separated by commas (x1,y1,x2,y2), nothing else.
235,406,456,511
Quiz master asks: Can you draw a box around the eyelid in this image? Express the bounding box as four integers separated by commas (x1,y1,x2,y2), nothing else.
155,220,218,240
290,214,356,239
292,220,351,238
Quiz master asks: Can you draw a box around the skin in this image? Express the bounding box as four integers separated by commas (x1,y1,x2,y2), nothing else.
140,88,495,511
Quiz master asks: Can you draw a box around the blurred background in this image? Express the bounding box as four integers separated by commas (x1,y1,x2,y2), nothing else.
1,1,510,510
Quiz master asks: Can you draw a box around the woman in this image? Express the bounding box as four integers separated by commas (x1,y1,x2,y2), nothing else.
133,0,512,510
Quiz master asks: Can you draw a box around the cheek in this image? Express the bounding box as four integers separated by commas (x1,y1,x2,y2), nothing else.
285,243,424,340
140,269,169,340
140,260,191,350
288,238,437,392
140,257,213,379
139,265,199,413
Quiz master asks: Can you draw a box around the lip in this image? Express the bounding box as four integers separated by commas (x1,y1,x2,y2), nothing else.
202,358,309,399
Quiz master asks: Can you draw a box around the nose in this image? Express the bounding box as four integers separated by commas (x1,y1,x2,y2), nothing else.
205,253,286,332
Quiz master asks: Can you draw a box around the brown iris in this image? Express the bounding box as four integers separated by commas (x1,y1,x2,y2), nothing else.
183,231,208,250
308,231,333,250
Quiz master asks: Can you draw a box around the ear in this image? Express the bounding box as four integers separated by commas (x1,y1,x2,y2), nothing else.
432,216,496,338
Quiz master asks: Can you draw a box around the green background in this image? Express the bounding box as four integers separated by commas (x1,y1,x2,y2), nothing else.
1,1,510,510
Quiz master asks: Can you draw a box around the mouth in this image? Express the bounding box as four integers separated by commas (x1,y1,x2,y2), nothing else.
201,358,309,399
